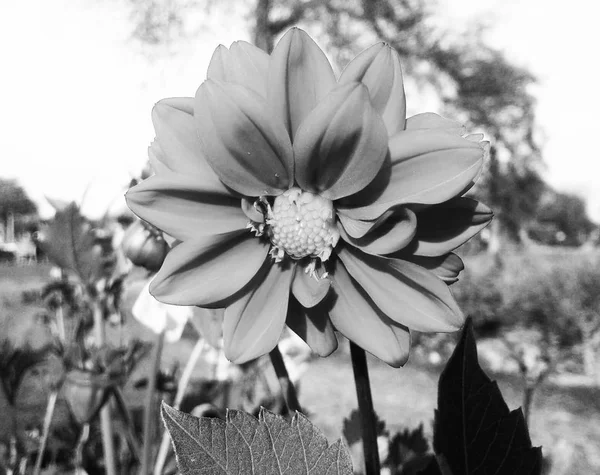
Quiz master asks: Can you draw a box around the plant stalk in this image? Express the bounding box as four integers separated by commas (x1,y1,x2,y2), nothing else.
93,302,117,475
349,341,380,475
33,390,58,475
153,338,206,475
269,345,302,414
140,330,165,475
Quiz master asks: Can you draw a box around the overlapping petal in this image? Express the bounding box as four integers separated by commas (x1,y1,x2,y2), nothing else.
207,41,269,97
294,82,388,200
195,80,293,196
287,297,338,357
336,210,393,239
338,129,484,220
338,246,464,332
291,265,331,307
126,170,246,241
405,112,465,134
223,262,294,363
330,260,410,367
151,100,217,178
150,231,269,307
340,43,406,136
410,198,493,256
268,28,336,141
338,207,416,256
400,253,464,285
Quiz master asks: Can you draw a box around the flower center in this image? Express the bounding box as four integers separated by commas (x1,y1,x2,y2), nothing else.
265,188,340,263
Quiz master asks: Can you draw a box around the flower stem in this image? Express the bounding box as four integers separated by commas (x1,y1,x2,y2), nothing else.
349,342,380,475
33,390,58,475
140,330,165,475
93,301,116,475
269,345,302,414
153,337,206,475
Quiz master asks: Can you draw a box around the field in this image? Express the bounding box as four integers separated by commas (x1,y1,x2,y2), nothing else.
1,261,600,474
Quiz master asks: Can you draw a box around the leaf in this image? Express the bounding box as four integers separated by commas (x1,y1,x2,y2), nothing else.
342,408,388,446
162,402,353,474
385,424,429,469
39,203,105,283
433,318,543,475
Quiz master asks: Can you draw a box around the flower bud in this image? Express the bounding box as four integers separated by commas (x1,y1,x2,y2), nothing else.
121,220,168,271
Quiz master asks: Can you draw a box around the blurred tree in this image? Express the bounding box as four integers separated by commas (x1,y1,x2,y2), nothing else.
125,0,546,252
0,179,38,241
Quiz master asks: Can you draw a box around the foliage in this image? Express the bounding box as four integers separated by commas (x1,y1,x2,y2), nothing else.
0,178,37,219
431,319,542,474
162,403,353,474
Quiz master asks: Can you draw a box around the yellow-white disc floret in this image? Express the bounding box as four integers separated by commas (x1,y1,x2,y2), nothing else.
265,187,340,264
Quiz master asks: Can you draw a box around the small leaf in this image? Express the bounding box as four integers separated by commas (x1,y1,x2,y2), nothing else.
162,402,353,474
433,318,543,474
342,408,387,446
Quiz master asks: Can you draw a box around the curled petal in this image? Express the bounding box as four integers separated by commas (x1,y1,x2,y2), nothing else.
410,198,493,256
340,43,406,135
152,100,217,178
223,262,294,363
336,210,393,239
207,42,269,97
241,197,265,224
339,207,416,255
150,231,269,307
338,129,484,219
268,28,336,141
287,297,338,357
291,266,331,307
195,80,293,196
330,260,410,367
126,171,246,241
405,112,465,135
401,253,464,285
294,82,388,200
338,246,464,332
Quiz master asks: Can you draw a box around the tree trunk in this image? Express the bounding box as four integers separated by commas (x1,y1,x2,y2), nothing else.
253,0,273,53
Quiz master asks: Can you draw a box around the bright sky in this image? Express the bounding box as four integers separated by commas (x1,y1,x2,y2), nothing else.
1,0,599,220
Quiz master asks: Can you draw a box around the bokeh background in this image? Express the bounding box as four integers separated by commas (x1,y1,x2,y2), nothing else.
1,0,599,474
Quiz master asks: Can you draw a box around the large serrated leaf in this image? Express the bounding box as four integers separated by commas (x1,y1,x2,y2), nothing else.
432,318,543,475
162,402,353,474
40,203,104,283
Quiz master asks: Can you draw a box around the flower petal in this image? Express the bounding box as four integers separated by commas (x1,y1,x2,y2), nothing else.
189,307,224,348
207,42,269,97
336,210,393,239
152,100,217,178
405,112,465,134
409,198,493,256
329,259,410,367
340,43,406,135
286,297,338,357
291,265,331,307
194,80,293,196
147,140,170,175
150,231,269,307
126,170,246,241
293,82,388,200
338,207,416,255
241,197,265,223
268,28,336,141
400,253,464,285
338,129,484,219
223,262,294,363
338,246,464,332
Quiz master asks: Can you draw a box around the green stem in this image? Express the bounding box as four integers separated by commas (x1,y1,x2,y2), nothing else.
93,302,116,475
269,345,302,414
33,390,58,475
349,342,380,475
153,337,206,475
140,330,165,475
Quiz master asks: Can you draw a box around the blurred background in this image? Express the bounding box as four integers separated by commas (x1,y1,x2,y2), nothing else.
1,0,599,474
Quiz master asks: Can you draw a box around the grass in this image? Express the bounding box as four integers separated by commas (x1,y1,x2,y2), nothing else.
1,261,600,473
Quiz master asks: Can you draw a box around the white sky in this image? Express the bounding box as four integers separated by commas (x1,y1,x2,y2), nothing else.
1,0,599,220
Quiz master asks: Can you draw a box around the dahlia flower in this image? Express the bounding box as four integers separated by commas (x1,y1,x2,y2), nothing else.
126,28,492,367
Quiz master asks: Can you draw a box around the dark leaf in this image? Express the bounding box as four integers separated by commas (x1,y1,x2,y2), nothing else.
433,318,543,474
385,423,429,470
162,402,353,474
342,407,388,446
